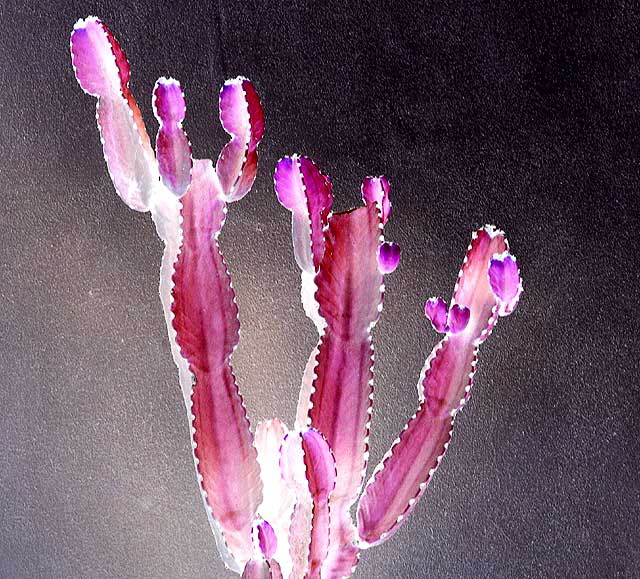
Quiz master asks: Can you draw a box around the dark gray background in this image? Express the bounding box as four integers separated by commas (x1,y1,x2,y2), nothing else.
1,1,638,578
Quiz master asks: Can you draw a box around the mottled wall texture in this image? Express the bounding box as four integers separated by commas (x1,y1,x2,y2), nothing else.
1,2,638,578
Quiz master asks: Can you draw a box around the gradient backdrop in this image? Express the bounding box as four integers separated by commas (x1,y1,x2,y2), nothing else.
1,1,638,578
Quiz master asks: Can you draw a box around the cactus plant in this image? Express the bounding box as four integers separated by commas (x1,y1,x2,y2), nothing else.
70,16,523,579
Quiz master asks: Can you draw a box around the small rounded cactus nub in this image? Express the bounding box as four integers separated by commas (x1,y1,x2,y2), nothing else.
377,241,401,274
488,252,522,316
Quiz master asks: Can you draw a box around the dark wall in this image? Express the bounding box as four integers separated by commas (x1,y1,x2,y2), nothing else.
1,1,638,578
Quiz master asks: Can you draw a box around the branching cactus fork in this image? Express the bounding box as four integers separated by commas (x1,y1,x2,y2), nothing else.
70,17,523,579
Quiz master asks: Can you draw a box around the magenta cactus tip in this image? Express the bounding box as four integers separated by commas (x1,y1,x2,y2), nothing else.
71,17,523,578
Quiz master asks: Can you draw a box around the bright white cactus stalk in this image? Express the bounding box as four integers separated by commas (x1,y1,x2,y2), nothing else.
70,17,523,579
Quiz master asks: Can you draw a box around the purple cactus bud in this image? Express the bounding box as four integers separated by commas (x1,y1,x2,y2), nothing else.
257,520,278,560
377,241,401,274
425,297,448,333
488,252,522,316
447,304,470,334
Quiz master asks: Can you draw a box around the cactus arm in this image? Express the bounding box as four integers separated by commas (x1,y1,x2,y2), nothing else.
171,159,263,568
300,430,337,579
281,430,337,579
216,78,265,202
306,203,383,504
273,156,334,431
274,156,333,274
356,354,455,548
280,432,313,579
70,17,160,211
274,157,333,338
311,202,387,579
275,169,394,579
69,16,194,404
356,226,522,547
157,79,266,570
152,77,193,197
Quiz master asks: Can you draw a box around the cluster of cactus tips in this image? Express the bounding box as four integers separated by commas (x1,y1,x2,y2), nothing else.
70,17,523,579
